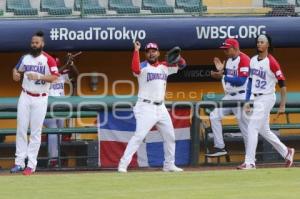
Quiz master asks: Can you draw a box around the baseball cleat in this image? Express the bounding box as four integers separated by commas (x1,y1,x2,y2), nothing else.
237,163,256,170
10,165,24,173
118,167,127,173
205,148,228,157
23,167,34,176
285,148,295,168
163,165,183,172
118,163,127,173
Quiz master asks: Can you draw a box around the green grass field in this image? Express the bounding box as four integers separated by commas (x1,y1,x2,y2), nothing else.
1,168,300,199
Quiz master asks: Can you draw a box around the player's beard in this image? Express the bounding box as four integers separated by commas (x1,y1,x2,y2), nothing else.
147,56,158,64
30,47,43,57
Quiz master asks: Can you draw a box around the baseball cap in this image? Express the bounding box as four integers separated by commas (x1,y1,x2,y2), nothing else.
220,38,240,49
145,42,159,51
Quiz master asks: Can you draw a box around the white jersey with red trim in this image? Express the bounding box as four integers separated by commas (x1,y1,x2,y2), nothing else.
250,54,285,94
136,61,179,102
49,72,69,96
223,52,250,93
16,52,59,93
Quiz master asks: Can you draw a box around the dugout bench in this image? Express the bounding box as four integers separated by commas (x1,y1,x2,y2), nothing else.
201,92,300,165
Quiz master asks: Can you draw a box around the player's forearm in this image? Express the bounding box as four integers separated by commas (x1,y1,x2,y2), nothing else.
279,86,287,107
131,50,141,74
12,68,21,82
40,75,58,83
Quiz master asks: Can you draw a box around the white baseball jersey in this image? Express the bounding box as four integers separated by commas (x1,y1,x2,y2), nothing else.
131,50,186,102
16,52,59,93
223,52,250,93
49,70,69,96
136,61,178,101
250,54,285,94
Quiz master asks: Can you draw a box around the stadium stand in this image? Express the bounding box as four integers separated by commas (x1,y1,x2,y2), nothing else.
0,0,299,17
264,0,289,7
204,0,272,16
74,0,106,14
142,0,174,13
108,0,141,14
175,0,207,13
263,0,296,16
41,0,73,15
6,0,38,16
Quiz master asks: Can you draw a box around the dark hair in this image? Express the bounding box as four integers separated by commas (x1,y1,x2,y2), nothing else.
35,31,44,37
255,33,273,53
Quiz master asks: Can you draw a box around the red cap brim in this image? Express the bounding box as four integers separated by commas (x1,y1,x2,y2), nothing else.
219,46,230,49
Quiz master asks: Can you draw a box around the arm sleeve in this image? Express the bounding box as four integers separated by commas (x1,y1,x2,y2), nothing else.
269,55,285,81
131,50,141,75
15,55,25,71
238,54,250,77
245,78,252,101
224,76,247,86
48,57,59,76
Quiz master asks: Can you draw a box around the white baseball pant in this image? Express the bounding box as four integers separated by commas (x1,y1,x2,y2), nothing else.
44,119,64,159
245,93,288,165
119,101,176,168
210,93,249,149
15,91,48,171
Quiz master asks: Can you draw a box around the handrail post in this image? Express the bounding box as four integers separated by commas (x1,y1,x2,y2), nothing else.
190,103,201,166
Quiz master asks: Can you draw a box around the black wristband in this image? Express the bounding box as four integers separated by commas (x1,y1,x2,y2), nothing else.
278,80,286,88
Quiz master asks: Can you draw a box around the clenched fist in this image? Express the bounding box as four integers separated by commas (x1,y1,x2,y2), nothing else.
134,41,141,51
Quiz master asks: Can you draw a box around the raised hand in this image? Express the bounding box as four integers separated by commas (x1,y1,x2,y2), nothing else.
213,57,225,71
134,41,141,51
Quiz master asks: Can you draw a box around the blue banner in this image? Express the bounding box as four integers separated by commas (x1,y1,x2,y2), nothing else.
0,17,300,52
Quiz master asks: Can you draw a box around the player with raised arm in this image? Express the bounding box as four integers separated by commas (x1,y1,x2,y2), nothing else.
11,31,59,175
118,41,186,173
237,34,294,170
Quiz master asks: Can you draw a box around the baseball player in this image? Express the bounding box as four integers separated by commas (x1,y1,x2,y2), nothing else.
43,55,75,168
11,31,59,175
237,34,294,169
118,41,186,173
207,38,250,157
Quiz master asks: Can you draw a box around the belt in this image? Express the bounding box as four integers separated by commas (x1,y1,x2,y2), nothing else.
229,90,245,96
142,99,163,106
22,88,47,97
254,93,264,97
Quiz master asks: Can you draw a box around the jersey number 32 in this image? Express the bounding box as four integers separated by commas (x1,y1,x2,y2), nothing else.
255,79,266,89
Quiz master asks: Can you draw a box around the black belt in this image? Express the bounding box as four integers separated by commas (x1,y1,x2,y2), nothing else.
229,90,245,96
254,93,264,97
142,99,163,106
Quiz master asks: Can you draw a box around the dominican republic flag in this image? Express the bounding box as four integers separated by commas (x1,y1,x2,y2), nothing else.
98,108,191,168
